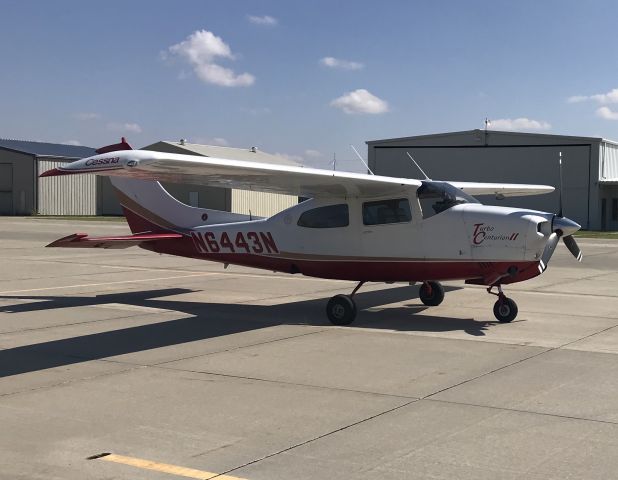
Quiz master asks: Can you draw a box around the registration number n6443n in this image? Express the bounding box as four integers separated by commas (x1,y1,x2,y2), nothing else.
191,231,279,254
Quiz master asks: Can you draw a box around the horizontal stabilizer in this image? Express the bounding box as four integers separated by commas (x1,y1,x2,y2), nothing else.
46,232,184,249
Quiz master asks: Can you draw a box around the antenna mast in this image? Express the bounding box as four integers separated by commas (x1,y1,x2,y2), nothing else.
350,145,374,175
558,151,563,217
406,152,430,180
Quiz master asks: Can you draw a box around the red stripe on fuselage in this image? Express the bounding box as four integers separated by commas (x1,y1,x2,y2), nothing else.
139,236,540,285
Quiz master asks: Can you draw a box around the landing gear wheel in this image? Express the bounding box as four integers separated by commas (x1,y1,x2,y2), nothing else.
493,297,518,323
419,281,445,306
326,294,357,326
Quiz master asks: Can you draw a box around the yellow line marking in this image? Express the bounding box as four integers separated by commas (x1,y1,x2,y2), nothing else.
97,453,246,480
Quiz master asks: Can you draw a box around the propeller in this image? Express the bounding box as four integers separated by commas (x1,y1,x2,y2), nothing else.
539,153,583,272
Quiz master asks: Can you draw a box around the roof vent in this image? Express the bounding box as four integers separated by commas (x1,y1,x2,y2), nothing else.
179,138,187,146
250,146,257,153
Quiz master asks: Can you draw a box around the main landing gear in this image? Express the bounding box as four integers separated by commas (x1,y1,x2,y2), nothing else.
326,280,446,326
487,285,518,323
326,281,365,326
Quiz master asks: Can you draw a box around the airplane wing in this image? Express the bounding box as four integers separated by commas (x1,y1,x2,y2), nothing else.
46,232,184,249
40,150,421,198
447,181,554,197
40,149,554,199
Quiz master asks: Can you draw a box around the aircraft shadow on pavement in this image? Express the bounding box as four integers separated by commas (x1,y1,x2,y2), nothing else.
0,285,498,377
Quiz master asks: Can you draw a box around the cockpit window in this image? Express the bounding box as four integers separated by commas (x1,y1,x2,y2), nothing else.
363,198,412,225
297,204,349,228
417,181,479,219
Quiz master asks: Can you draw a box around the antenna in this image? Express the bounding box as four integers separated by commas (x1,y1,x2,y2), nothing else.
558,151,563,217
350,145,374,175
406,152,430,180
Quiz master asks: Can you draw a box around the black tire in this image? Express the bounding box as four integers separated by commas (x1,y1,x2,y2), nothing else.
326,294,357,326
493,297,518,323
419,281,445,306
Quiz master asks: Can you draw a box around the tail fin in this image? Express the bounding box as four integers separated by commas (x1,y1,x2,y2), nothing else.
96,137,133,154
110,177,255,234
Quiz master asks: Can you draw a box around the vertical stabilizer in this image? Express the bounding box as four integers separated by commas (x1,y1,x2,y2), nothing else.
110,177,254,234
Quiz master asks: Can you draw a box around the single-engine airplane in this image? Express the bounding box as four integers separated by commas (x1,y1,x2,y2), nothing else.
41,138,582,325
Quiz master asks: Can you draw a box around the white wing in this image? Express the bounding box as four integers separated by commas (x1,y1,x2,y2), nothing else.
448,181,554,197
41,149,554,199
42,150,420,198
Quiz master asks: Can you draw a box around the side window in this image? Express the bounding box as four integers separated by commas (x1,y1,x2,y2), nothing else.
362,198,412,225
297,204,349,228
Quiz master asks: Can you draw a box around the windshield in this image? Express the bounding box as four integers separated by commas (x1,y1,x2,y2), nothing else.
417,181,479,219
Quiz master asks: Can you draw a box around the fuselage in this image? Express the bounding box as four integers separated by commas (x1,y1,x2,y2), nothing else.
139,181,575,286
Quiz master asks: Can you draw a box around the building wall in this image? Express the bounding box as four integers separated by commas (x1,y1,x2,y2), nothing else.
0,149,35,215
600,185,618,231
142,143,231,211
370,143,592,228
38,158,96,215
143,141,298,216
231,189,297,218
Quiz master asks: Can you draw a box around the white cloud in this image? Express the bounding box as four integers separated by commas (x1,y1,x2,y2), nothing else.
107,122,143,134
211,137,229,146
63,140,82,146
330,89,389,115
596,106,618,120
274,152,304,164
304,149,322,158
487,118,551,131
567,88,618,104
192,136,230,146
320,57,364,71
567,95,588,104
73,112,100,120
167,30,255,87
247,15,277,26
241,106,271,116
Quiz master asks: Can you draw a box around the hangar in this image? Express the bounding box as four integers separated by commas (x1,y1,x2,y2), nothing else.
73,140,299,217
1,138,298,217
0,139,97,215
367,130,618,231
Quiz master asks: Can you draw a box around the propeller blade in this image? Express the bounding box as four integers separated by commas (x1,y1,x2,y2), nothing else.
563,235,583,262
539,232,560,273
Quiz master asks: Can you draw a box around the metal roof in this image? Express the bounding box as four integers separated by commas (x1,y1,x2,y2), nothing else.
149,141,301,166
0,139,96,158
366,129,618,146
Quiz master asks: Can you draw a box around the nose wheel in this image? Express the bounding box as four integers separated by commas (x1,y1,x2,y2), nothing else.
488,285,518,323
419,281,445,306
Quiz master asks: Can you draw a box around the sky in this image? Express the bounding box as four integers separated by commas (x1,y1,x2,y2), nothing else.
1,0,618,171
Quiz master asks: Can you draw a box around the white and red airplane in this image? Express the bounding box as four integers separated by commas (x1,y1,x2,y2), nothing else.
41,139,582,325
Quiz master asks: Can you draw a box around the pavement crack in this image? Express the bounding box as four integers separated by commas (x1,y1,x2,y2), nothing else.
212,398,418,478
151,328,329,366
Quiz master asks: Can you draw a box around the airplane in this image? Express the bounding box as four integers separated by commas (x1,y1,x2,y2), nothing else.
40,138,583,325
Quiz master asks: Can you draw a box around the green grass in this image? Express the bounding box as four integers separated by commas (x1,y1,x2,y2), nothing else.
573,230,618,239
29,215,126,222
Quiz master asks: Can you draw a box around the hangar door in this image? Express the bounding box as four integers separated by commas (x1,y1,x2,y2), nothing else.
0,164,13,215
372,145,590,228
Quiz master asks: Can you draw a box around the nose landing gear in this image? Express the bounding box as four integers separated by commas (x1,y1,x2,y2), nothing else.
419,281,445,306
488,285,518,323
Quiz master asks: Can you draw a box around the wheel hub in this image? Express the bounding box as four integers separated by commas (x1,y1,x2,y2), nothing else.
332,304,345,319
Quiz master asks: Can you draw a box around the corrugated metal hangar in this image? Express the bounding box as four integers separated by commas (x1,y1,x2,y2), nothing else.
0,138,298,218
368,130,618,231
0,139,97,215
143,140,299,218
